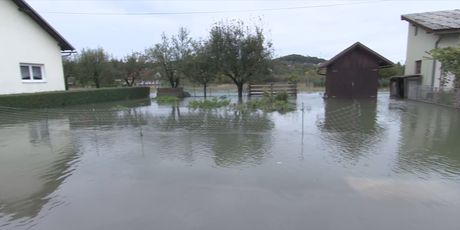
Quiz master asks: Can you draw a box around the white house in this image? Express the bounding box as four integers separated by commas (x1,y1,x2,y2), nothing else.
402,9,460,89
0,0,74,95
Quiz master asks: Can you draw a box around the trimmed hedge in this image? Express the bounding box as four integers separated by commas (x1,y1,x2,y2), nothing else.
0,87,150,108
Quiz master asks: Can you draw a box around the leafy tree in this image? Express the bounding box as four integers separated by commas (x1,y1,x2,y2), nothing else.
123,52,147,87
77,48,110,88
185,40,217,98
208,20,273,99
146,34,176,87
431,45,460,87
378,62,404,79
146,28,193,88
62,55,78,90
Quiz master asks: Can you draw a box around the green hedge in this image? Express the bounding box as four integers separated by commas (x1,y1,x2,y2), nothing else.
0,87,150,108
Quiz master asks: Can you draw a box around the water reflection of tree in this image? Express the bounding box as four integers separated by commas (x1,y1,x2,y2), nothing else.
318,99,383,162
393,102,460,177
150,106,274,167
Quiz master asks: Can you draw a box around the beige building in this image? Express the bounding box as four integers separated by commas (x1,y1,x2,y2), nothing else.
0,0,74,95
402,9,460,89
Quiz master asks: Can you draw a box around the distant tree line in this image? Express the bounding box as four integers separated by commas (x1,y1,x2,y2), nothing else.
64,20,273,99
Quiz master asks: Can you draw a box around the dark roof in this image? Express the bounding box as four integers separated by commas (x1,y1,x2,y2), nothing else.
318,42,393,69
401,9,460,34
11,0,74,51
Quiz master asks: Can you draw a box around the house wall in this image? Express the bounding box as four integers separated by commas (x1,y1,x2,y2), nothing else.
404,24,460,89
0,0,66,95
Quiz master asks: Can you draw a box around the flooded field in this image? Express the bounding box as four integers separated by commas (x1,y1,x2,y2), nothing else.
1,92,459,230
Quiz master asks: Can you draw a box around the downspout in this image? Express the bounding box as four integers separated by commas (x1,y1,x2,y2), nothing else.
431,35,443,87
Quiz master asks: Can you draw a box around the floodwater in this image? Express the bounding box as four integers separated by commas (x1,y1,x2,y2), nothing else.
0,92,460,230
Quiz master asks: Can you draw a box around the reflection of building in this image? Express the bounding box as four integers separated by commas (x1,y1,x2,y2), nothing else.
0,119,78,220
320,99,381,160
394,102,460,176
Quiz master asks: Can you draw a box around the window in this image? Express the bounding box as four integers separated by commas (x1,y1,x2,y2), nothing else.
20,64,44,81
415,60,422,74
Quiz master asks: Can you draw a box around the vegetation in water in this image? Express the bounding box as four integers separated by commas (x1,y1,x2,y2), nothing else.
188,98,231,110
155,96,180,104
234,91,295,113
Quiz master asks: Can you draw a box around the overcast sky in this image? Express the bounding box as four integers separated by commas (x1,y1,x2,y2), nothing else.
26,0,460,63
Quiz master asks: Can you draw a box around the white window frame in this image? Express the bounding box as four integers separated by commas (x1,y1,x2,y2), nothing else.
20,63,46,83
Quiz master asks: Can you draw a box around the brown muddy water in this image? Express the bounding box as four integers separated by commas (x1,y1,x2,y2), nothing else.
0,92,459,230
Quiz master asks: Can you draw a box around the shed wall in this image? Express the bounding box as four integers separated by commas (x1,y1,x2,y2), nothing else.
325,48,380,98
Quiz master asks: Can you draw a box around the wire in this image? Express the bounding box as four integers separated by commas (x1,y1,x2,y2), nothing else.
39,0,384,16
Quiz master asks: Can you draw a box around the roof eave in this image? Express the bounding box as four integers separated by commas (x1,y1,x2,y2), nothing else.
401,15,460,35
319,42,393,69
401,15,435,33
12,0,75,51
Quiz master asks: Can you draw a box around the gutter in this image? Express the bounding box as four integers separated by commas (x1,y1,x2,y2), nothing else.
431,35,443,87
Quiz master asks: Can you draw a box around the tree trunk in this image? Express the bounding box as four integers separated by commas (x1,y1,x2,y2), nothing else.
125,79,131,87
94,75,100,88
237,82,244,100
203,83,207,98
64,75,69,91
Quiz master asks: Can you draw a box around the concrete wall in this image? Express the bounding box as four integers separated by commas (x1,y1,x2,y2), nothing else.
404,24,460,89
0,0,66,95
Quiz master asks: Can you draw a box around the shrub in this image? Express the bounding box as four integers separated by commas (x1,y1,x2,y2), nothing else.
0,87,150,108
274,91,289,102
235,92,295,113
188,98,230,110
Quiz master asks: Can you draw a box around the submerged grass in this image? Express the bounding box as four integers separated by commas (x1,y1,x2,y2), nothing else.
188,98,231,110
235,91,295,113
181,92,295,113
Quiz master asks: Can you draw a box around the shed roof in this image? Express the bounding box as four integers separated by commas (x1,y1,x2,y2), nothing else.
11,0,75,51
401,9,460,34
318,42,393,69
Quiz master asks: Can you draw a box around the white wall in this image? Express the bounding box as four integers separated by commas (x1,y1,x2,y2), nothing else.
404,24,460,89
404,24,438,86
0,0,66,95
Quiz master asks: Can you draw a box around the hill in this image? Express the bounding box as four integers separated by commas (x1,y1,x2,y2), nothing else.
271,54,327,87
274,54,326,66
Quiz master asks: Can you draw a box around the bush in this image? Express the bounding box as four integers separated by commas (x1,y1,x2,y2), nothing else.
188,98,230,110
0,87,150,108
235,92,295,113
274,91,289,102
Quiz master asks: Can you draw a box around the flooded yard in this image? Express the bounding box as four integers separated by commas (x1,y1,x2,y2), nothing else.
1,92,459,230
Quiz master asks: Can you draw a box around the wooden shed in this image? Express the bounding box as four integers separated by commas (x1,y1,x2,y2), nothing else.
318,42,393,98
